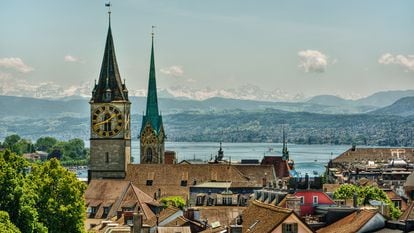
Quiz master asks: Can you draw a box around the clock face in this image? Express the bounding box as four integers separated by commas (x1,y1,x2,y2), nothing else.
92,105,124,137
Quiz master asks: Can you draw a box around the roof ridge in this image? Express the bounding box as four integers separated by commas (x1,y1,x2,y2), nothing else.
252,200,292,214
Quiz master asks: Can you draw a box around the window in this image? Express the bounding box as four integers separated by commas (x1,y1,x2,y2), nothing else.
196,196,204,206
282,223,298,233
313,196,318,205
146,180,153,186
91,207,97,214
105,152,109,163
146,148,153,162
298,196,304,204
223,196,232,205
102,207,110,218
180,180,187,186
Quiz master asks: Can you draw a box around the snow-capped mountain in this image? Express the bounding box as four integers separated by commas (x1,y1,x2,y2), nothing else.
0,76,306,102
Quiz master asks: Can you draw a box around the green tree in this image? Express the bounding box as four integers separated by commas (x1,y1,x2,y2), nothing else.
35,137,58,152
29,158,86,233
3,134,21,148
0,150,47,233
334,184,401,219
160,196,186,209
0,211,21,233
63,138,87,160
333,184,358,200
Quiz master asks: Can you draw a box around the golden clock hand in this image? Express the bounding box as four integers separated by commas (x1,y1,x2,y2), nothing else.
94,114,116,127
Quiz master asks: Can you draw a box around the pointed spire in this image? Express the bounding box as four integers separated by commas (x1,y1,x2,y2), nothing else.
91,4,127,103
282,126,289,161
142,26,162,132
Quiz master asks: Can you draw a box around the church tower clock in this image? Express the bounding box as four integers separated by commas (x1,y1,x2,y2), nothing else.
140,30,165,164
88,9,131,180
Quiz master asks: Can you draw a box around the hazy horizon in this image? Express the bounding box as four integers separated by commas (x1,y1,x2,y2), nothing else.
1,1,413,99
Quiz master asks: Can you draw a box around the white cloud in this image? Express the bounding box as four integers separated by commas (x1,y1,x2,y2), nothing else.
298,50,329,73
64,55,79,62
160,65,184,77
0,57,34,73
378,53,414,72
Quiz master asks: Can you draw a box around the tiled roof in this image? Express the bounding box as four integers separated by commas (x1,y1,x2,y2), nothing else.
193,206,246,227
241,200,295,233
399,201,414,221
145,206,181,227
157,226,191,233
261,156,290,178
333,148,414,164
126,164,276,199
85,179,158,221
317,209,378,233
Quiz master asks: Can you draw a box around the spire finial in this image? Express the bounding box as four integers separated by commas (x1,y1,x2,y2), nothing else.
105,2,111,25
151,25,156,39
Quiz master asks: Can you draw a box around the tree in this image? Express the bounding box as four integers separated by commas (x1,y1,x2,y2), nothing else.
3,134,21,148
35,137,58,152
160,196,186,209
0,211,21,233
64,138,87,160
0,150,47,233
28,158,86,233
334,184,401,219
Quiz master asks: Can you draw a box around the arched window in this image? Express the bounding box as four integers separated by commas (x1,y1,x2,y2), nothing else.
146,148,153,162
104,113,112,131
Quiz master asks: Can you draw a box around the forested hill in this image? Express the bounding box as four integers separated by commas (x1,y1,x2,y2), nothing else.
1,93,414,146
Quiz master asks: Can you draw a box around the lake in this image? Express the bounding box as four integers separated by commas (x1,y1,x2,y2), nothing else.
129,141,350,177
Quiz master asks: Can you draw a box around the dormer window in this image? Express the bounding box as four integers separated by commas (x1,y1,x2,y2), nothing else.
313,196,318,205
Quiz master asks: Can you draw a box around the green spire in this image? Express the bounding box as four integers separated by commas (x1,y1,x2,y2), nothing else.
142,28,162,133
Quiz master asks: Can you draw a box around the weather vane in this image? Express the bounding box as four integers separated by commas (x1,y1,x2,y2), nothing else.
151,25,156,38
105,2,111,15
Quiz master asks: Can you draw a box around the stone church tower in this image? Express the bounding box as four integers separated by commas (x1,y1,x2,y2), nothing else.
88,12,131,180
140,32,165,164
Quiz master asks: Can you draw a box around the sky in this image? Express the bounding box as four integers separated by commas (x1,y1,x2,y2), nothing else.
1,0,414,99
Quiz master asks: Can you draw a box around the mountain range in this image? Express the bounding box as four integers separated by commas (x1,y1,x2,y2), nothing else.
1,89,414,145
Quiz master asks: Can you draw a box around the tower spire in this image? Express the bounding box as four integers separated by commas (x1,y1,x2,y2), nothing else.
91,2,127,103
282,126,289,161
143,26,161,131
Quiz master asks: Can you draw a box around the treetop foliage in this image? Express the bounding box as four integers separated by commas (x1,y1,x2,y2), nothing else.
0,150,86,233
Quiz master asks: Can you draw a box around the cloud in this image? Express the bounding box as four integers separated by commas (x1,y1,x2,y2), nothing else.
298,50,329,73
64,55,79,62
0,57,34,73
378,53,414,72
160,65,184,77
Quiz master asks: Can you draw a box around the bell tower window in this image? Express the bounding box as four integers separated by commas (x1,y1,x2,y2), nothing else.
146,148,153,162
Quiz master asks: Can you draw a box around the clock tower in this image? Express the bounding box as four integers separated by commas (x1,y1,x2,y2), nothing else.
140,31,165,164
88,11,131,180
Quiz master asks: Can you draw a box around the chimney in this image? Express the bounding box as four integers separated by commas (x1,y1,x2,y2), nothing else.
132,212,143,233
286,196,301,216
262,177,267,187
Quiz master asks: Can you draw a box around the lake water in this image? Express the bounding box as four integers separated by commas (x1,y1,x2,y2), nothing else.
129,141,350,177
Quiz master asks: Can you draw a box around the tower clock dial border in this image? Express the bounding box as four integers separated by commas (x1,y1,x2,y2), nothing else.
92,104,124,137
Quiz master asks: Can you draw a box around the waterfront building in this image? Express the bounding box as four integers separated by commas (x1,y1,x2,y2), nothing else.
139,31,165,164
